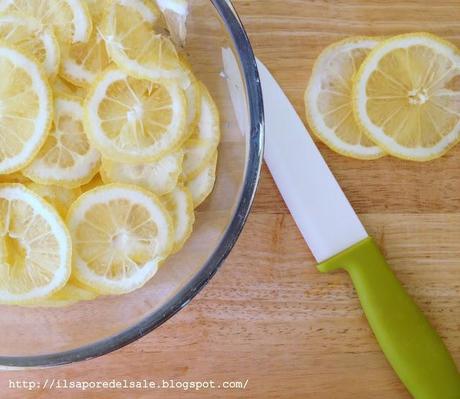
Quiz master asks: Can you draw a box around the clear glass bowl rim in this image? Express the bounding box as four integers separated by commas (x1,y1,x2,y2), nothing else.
0,0,264,368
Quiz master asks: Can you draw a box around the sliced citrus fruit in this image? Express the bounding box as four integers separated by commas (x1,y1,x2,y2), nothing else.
101,0,188,85
182,82,220,180
26,279,98,307
80,173,104,192
67,184,174,294
156,0,189,47
26,182,82,218
85,68,187,163
162,184,194,253
53,75,87,99
187,151,217,208
101,149,183,196
354,32,460,161
183,64,200,131
84,0,108,20
305,37,384,160
60,0,111,87
0,45,52,174
0,184,71,304
0,172,30,184
0,0,92,44
0,15,60,78
23,95,101,188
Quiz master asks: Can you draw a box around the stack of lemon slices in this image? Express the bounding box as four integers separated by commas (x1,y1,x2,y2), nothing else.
305,33,460,161
0,0,220,306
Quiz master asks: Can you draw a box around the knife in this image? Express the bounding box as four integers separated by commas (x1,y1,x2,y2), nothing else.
255,58,460,398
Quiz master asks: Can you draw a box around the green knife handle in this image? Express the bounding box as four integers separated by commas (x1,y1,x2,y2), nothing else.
317,237,460,399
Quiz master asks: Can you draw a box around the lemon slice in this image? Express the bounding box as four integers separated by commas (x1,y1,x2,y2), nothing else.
162,184,194,253
67,184,174,294
183,65,201,131
23,95,101,188
26,182,81,218
0,45,52,174
305,37,384,160
354,33,460,161
156,0,188,47
0,172,30,184
85,68,187,163
0,0,92,44
26,279,98,307
61,0,111,87
0,184,71,304
0,15,60,79
101,0,187,85
80,173,103,192
183,82,220,180
101,149,184,196
53,76,87,99
187,151,217,208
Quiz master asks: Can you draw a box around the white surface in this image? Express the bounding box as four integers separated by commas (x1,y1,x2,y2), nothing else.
256,58,368,262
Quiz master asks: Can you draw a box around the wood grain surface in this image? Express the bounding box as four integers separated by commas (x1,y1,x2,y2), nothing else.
1,1,460,398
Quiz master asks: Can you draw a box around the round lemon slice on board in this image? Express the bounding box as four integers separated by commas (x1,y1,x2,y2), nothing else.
162,184,194,253
101,0,188,85
187,151,217,208
26,182,81,218
67,184,174,294
0,45,52,174
23,95,101,188
100,149,184,196
353,33,460,161
0,15,60,78
85,68,187,163
305,37,384,160
0,184,71,304
60,0,111,87
182,82,220,180
0,0,92,44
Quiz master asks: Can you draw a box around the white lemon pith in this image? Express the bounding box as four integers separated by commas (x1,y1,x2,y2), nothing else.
305,37,384,160
0,45,52,174
353,33,460,161
85,68,187,162
0,184,71,304
23,95,101,187
67,184,174,294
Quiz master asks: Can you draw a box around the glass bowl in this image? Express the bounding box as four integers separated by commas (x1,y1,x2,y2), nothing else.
0,0,264,367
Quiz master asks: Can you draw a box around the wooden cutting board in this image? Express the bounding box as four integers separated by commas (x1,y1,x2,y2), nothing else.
1,1,459,398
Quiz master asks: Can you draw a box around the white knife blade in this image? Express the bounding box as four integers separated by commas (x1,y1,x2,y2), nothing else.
256,58,368,262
